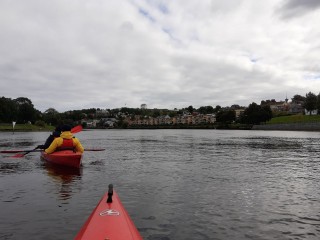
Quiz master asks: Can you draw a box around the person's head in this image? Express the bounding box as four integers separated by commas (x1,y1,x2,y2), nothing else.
61,124,72,132
55,125,62,132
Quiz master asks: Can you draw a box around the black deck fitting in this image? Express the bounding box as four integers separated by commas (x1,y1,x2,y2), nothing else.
107,184,113,203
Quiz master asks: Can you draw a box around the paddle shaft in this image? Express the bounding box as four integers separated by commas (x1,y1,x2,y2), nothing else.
1,149,105,154
1,150,42,153
11,147,39,158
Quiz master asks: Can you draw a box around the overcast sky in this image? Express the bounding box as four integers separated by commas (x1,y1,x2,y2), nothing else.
1,0,320,112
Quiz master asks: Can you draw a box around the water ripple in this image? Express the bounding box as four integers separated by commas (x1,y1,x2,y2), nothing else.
1,130,320,239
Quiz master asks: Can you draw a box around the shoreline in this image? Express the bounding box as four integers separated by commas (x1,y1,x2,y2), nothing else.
0,124,54,132
1,122,320,132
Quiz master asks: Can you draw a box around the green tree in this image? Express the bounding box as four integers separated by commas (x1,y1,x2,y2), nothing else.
214,105,222,113
14,97,37,123
216,110,236,123
168,111,177,118
35,120,46,127
261,105,273,121
187,105,194,113
0,97,18,122
317,93,320,114
198,106,214,114
305,92,317,115
152,109,160,118
43,108,61,126
240,102,272,125
291,94,305,103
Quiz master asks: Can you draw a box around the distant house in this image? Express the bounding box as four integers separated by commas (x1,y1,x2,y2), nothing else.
96,109,110,117
261,98,291,113
203,114,216,123
269,101,289,112
100,118,117,128
83,119,99,128
289,102,304,114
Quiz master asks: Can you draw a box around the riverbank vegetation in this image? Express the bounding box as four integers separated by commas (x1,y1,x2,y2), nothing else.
1,92,320,130
0,123,54,132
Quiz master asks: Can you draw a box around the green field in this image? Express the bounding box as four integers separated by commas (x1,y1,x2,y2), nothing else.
267,115,320,124
0,124,54,132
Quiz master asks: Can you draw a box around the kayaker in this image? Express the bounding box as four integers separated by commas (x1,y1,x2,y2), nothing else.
37,125,62,150
45,125,84,154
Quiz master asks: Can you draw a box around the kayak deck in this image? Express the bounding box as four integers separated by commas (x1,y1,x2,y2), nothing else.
40,150,82,168
75,185,142,240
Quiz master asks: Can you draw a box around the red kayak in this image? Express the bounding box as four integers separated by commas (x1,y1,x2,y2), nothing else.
75,184,143,240
41,150,82,168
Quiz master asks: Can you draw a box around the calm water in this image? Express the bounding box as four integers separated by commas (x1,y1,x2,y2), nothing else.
0,129,320,240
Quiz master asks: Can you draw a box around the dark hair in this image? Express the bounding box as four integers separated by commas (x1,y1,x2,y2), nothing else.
55,125,62,132
61,124,72,132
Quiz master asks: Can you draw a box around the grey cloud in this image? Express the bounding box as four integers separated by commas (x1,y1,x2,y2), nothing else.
1,1,319,112
282,0,320,9
278,0,320,19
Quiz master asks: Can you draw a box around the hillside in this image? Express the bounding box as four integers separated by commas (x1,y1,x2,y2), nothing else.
267,115,320,124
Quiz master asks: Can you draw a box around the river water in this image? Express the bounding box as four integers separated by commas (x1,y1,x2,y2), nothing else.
0,129,319,240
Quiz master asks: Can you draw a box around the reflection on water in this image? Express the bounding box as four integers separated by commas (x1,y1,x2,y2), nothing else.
0,162,23,174
0,130,320,240
42,163,82,201
0,137,38,149
0,158,33,175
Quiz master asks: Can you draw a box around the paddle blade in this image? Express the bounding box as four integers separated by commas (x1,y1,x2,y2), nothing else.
11,153,26,158
9,147,39,158
71,125,83,134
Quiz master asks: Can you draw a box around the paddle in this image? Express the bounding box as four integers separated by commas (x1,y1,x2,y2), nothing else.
1,150,42,153
84,148,105,151
10,125,83,158
11,147,39,158
2,148,105,154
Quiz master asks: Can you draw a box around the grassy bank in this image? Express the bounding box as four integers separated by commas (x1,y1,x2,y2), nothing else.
0,124,54,132
267,114,320,124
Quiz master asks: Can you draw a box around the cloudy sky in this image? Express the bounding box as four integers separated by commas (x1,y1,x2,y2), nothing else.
1,0,320,112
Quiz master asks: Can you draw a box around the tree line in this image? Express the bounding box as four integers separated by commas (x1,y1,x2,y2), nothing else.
0,97,91,126
0,92,317,127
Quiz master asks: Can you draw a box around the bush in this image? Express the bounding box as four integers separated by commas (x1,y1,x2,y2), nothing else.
35,120,46,127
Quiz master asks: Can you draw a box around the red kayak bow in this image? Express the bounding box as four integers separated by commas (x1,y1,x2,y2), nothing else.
75,184,143,240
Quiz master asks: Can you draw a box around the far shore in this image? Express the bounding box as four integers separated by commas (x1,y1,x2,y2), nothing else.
2,121,320,132
0,124,54,132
